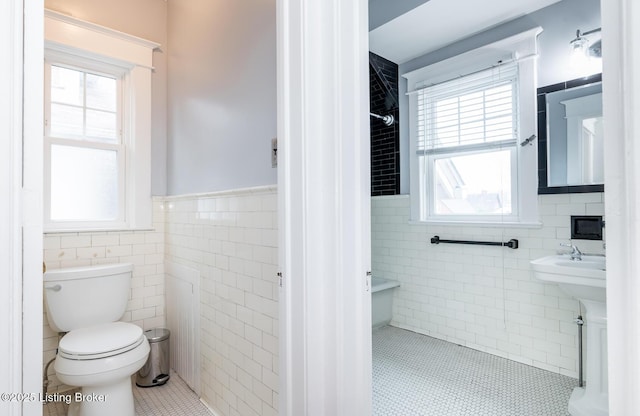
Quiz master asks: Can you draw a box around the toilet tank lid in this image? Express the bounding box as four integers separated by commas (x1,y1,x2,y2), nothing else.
44,263,133,282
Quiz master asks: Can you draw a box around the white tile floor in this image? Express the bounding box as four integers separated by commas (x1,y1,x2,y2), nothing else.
373,326,576,416
45,327,576,416
43,372,213,416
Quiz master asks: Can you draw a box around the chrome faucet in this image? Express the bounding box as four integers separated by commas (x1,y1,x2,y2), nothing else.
560,243,583,261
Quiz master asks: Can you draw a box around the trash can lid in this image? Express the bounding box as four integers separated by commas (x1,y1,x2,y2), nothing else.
144,328,170,342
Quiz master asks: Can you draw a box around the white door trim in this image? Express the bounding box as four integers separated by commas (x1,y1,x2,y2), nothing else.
23,0,44,413
1,1,43,416
602,0,640,414
0,1,26,414
277,0,372,414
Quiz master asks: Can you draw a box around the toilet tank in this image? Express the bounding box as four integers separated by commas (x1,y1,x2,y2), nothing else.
43,263,133,332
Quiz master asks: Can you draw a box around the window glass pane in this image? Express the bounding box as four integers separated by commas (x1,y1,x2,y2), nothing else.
48,66,119,143
86,73,117,111
433,149,512,215
50,145,119,222
50,104,84,138
50,66,83,106
86,109,118,142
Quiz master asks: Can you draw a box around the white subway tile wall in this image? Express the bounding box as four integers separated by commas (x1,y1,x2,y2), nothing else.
371,193,605,378
42,199,166,392
164,187,278,416
41,187,591,408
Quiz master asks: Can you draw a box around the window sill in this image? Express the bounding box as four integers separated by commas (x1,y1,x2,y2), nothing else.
408,219,542,229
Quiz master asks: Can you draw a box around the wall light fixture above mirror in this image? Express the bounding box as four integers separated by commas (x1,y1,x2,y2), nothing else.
570,28,602,59
537,73,603,194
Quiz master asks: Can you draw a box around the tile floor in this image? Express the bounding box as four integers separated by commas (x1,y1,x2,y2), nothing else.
373,325,576,416
45,327,576,416
43,371,213,416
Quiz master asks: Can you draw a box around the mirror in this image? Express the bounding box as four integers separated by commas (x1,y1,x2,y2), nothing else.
537,74,604,194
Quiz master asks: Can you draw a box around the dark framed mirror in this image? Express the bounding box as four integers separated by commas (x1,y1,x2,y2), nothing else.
537,73,603,194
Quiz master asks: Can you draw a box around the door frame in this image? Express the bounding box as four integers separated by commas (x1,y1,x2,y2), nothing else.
1,1,43,416
601,0,640,414
277,0,372,414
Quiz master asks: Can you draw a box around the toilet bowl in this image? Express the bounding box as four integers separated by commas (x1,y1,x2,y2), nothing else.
44,263,150,416
55,323,150,416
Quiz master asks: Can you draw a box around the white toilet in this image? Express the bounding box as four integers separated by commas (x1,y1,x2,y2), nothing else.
44,263,150,416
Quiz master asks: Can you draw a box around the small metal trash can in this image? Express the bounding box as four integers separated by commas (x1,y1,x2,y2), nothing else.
136,328,170,387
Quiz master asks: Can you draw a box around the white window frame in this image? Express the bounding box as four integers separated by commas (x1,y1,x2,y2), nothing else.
44,58,127,229
44,9,159,232
404,27,542,226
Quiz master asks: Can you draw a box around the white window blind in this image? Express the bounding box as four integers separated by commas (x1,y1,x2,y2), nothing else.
416,63,519,154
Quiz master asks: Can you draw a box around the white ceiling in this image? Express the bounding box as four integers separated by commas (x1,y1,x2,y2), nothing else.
369,0,562,64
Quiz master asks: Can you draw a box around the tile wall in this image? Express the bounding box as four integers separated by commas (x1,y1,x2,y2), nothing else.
43,199,166,392
42,186,279,416
371,193,605,378
164,186,279,416
42,185,590,403
370,52,400,196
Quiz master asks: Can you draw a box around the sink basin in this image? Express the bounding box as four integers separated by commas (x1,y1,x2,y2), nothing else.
530,254,605,302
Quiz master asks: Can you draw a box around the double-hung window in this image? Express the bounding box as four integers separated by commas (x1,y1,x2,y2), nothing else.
44,9,158,232
406,28,541,225
417,64,518,221
44,62,126,229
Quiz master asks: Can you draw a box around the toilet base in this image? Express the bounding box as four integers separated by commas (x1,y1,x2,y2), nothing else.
66,377,135,416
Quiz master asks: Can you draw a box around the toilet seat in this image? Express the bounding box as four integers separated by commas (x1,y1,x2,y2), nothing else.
59,322,145,360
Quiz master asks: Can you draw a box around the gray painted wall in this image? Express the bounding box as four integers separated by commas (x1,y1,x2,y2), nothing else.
166,0,277,195
369,0,430,30
395,0,601,194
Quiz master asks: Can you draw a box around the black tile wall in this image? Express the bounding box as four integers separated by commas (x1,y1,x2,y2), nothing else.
369,52,400,196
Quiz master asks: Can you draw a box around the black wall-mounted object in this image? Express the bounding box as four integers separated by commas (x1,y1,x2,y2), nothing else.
571,216,604,240
430,235,519,249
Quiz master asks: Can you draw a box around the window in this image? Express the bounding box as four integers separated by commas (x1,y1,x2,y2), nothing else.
417,64,518,221
45,63,125,227
405,28,541,225
44,10,158,231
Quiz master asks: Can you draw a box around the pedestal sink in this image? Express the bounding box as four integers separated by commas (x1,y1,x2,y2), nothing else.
530,254,607,416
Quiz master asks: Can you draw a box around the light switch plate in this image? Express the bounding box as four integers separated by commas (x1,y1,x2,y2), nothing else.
271,138,277,168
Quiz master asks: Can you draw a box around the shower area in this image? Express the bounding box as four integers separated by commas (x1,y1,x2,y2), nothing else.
367,52,580,416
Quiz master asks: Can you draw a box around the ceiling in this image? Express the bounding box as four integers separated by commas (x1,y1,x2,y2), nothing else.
369,0,562,64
